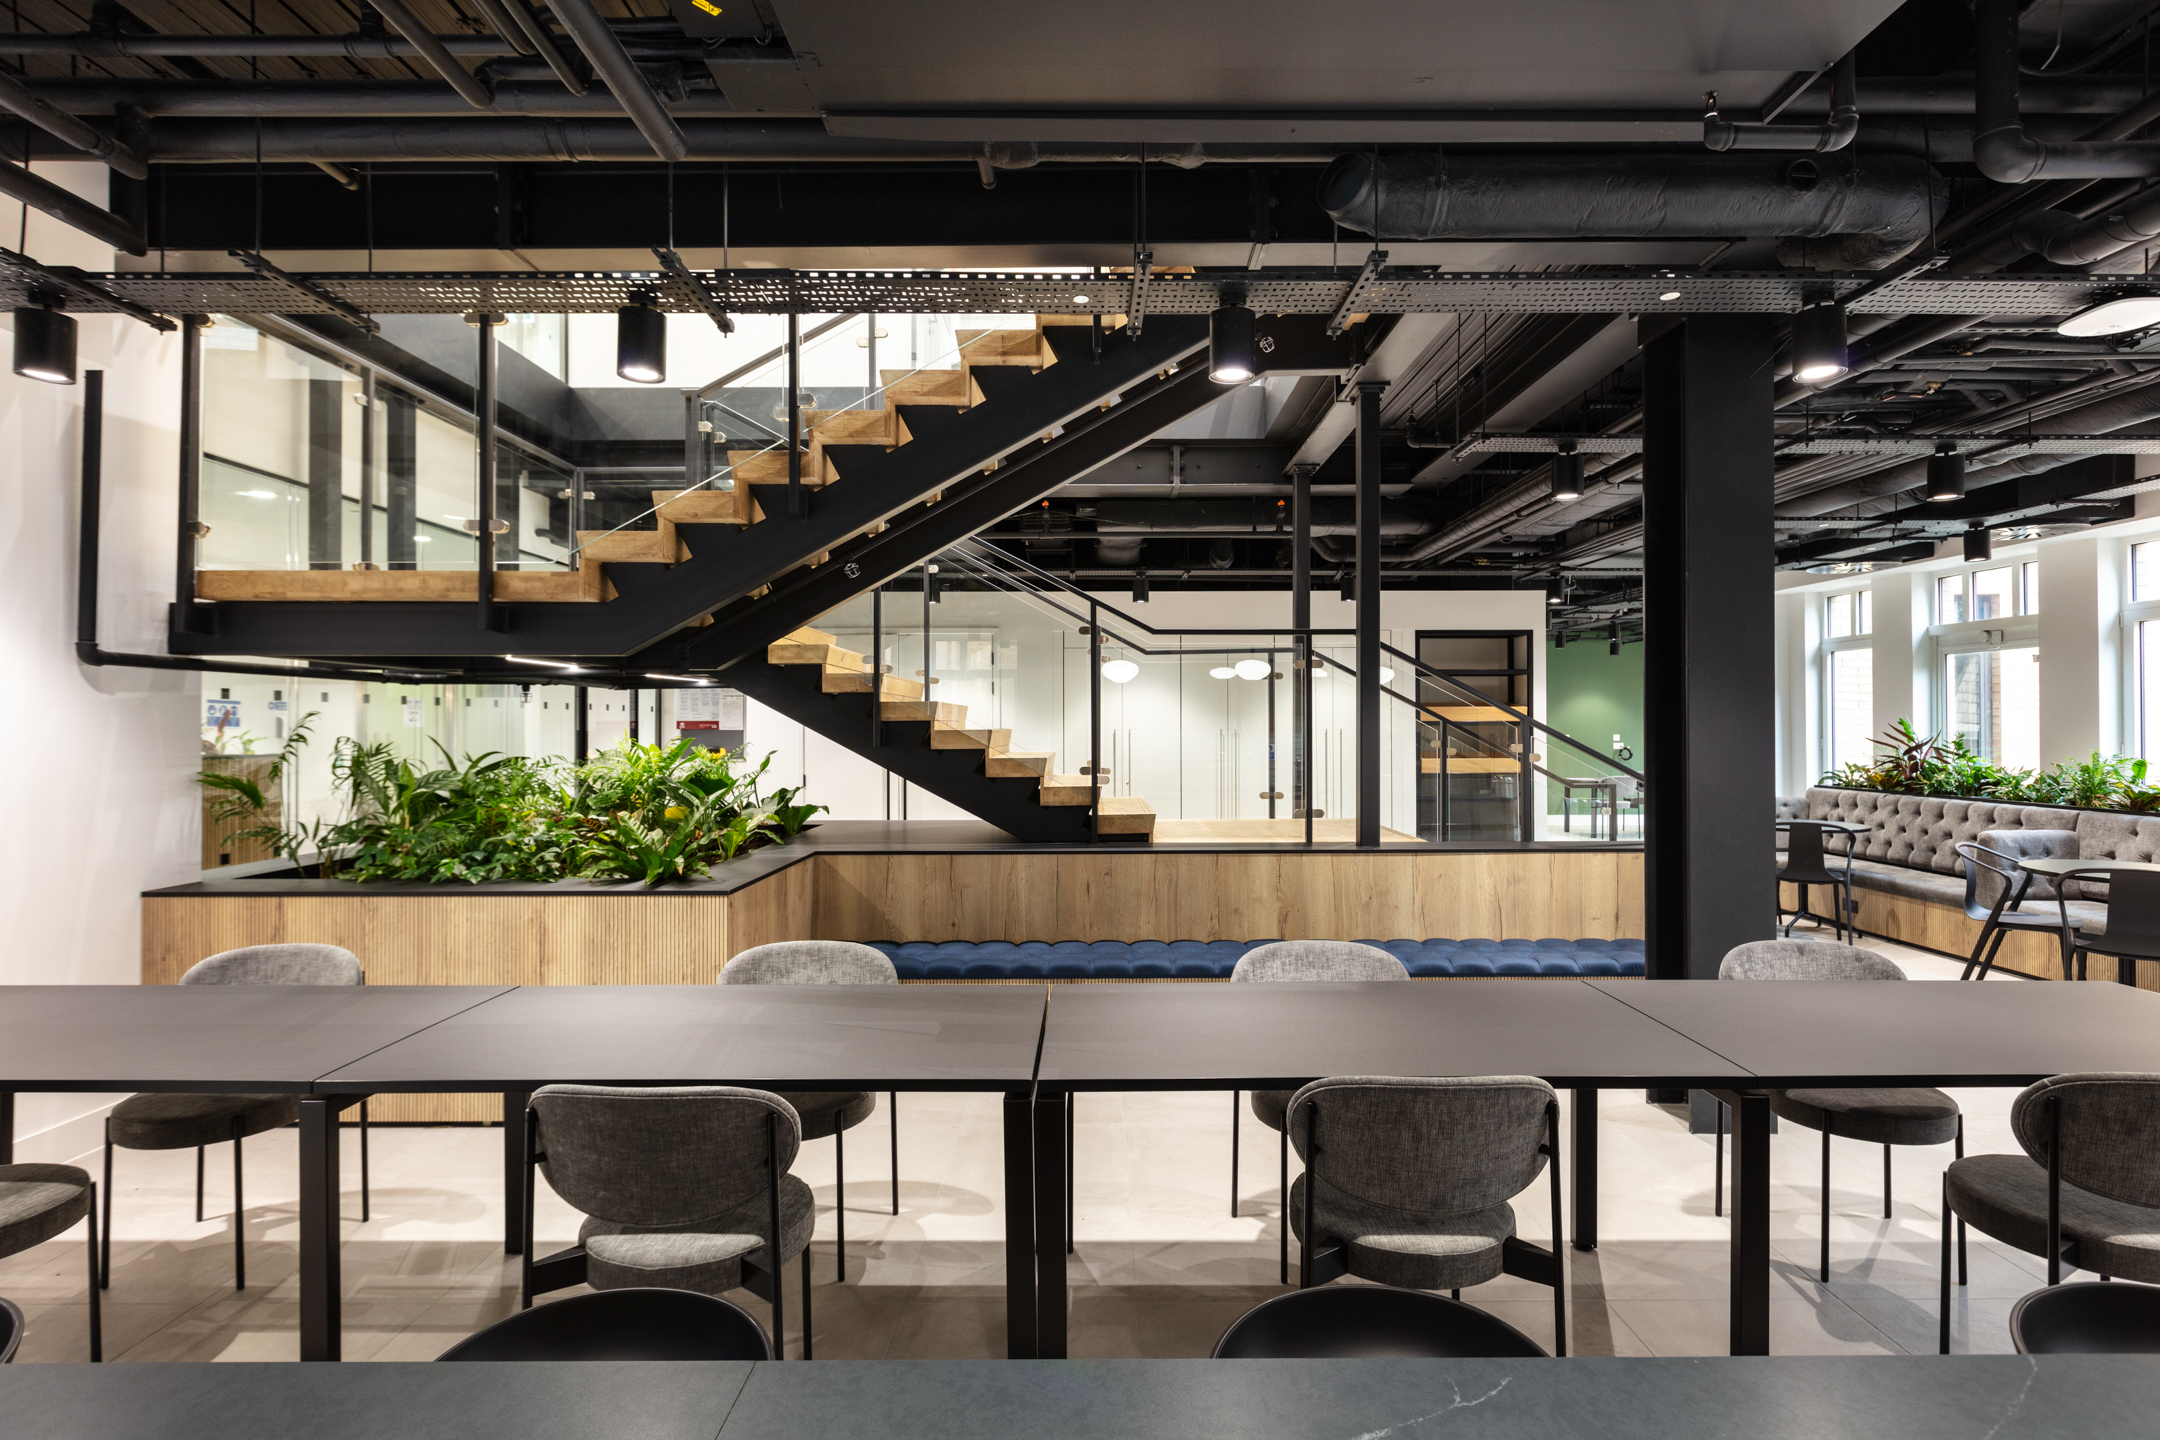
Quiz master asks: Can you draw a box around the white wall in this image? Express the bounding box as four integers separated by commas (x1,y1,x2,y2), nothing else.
1,163,201,1163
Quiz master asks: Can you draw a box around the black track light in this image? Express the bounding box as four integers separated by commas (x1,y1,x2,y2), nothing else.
615,294,666,383
1608,619,1621,657
12,300,76,385
1132,571,1150,603
1340,569,1355,603
1925,443,1966,503
1790,295,1849,384
1209,290,1257,384
1550,440,1584,502
1963,527,1993,563
926,566,942,604
1555,630,1568,649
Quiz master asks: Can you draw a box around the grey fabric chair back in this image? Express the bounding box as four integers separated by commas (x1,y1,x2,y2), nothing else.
1232,940,1407,982
2058,869,2160,959
181,943,362,986
719,941,898,985
2010,1074,2160,1211
530,1085,801,1228
1718,939,1905,981
1285,1075,1554,1216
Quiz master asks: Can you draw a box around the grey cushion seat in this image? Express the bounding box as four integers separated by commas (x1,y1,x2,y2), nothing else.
775,1091,877,1143
578,1173,817,1295
1286,1170,1518,1291
1250,1090,1290,1131
107,1093,300,1151
0,1164,93,1256
1772,1088,1961,1147
1945,1153,2160,1284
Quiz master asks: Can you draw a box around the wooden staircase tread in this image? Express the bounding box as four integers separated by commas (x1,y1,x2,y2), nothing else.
194,569,606,603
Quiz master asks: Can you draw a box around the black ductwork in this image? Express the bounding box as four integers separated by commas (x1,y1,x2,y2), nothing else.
1973,0,2160,183
1318,151,1944,270
2010,186,2160,267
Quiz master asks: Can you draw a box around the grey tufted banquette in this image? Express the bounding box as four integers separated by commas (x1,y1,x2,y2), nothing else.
1776,786,2133,930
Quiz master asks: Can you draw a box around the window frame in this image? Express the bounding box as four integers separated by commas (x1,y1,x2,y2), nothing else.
1819,588,1875,778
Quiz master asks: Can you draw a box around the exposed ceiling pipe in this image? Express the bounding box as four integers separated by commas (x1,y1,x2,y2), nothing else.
0,71,147,177
28,80,741,118
365,0,495,111
548,0,686,161
0,32,524,57
498,0,589,96
2010,183,2160,265
469,0,537,58
1775,379,2160,518
1973,0,2160,182
134,118,1341,163
1704,50,1857,152
1319,151,1945,270
0,155,145,253
311,159,362,190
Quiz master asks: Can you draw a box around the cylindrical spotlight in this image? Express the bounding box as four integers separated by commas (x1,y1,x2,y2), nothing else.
615,298,666,383
1790,297,1849,383
1963,527,1993,563
13,306,76,385
1608,619,1621,657
1340,570,1355,603
1550,443,1584,502
1209,296,1257,384
1925,443,1966,503
1555,630,1568,649
1132,571,1150,603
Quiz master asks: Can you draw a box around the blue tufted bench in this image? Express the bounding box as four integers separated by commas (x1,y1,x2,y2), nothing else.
868,939,1646,981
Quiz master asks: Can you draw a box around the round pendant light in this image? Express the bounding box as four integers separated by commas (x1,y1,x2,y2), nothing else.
1925,443,1966,503
616,297,666,383
12,304,76,385
1790,297,1849,383
1233,658,1271,681
1101,659,1139,684
1209,291,1257,384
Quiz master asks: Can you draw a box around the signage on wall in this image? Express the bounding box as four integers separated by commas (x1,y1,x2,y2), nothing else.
402,696,425,728
205,699,240,728
675,688,746,731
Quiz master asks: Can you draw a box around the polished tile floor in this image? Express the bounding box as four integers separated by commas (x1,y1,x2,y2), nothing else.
2,936,2051,1362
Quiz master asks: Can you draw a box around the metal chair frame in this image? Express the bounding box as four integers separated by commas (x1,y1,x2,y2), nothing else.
1953,841,2080,981
2056,866,2160,988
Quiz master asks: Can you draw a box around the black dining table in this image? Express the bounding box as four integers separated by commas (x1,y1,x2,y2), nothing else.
1035,977,2160,1357
6,1355,2157,1440
0,982,1049,1363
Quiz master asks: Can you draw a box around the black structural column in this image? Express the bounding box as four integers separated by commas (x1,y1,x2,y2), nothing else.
1353,382,1386,848
1291,462,1314,840
473,311,505,633
1640,316,1775,973
172,315,205,626
384,390,418,570
306,376,343,569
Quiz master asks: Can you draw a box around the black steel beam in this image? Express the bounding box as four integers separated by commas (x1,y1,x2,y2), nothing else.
1641,315,1775,983
1354,381,1385,849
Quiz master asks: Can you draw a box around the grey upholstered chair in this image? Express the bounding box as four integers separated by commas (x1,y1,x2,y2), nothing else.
1941,1073,2160,1353
1716,939,1964,1285
0,1164,99,1359
719,940,898,1282
103,943,367,1293
1284,1075,1567,1354
1229,940,1409,1283
521,1084,817,1358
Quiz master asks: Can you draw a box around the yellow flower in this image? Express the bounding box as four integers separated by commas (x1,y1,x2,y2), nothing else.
664,806,689,821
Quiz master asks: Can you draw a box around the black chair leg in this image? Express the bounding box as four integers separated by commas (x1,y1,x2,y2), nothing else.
1955,1117,1967,1287
100,1122,112,1291
194,1145,204,1223
800,1244,813,1361
1278,1126,1289,1286
1974,926,2011,982
1714,1100,1726,1218
359,1100,370,1223
1231,1091,1240,1218
835,1123,847,1284
85,1184,101,1361
1939,1173,1953,1354
232,1119,245,1292
1065,1093,1074,1257
1883,1144,1893,1219
889,1092,899,1217
1819,1124,1831,1284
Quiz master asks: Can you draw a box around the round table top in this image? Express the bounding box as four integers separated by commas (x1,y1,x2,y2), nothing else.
2018,855,2160,877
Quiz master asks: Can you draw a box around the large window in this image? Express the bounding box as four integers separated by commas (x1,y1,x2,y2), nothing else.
1826,589,1871,638
1821,588,1873,775
1938,564,2038,624
1946,648,2041,769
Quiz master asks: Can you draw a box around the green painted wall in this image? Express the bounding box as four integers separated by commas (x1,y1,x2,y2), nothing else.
1543,637,1644,812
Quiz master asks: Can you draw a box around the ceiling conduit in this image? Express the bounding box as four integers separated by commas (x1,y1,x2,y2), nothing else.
1973,0,2160,182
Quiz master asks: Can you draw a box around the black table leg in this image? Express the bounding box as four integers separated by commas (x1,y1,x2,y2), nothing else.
1002,1089,1036,1359
1712,1088,1772,1355
1572,1086,1598,1251
1034,1088,1068,1358
298,1095,346,1362
503,1089,530,1255
0,1091,12,1165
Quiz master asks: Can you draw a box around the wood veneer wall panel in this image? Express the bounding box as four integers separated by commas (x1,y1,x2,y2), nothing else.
723,861,819,960
1775,880,2126,985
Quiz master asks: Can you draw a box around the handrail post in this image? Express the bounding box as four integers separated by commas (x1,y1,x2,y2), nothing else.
870,584,883,750
1352,381,1386,848
1089,600,1102,843
1291,462,1314,843
1439,716,1452,841
357,367,377,568
786,311,804,517
1519,719,1534,842
171,313,205,635
470,310,506,633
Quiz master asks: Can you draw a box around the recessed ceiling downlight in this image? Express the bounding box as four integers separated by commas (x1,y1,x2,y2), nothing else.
2058,293,2160,337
